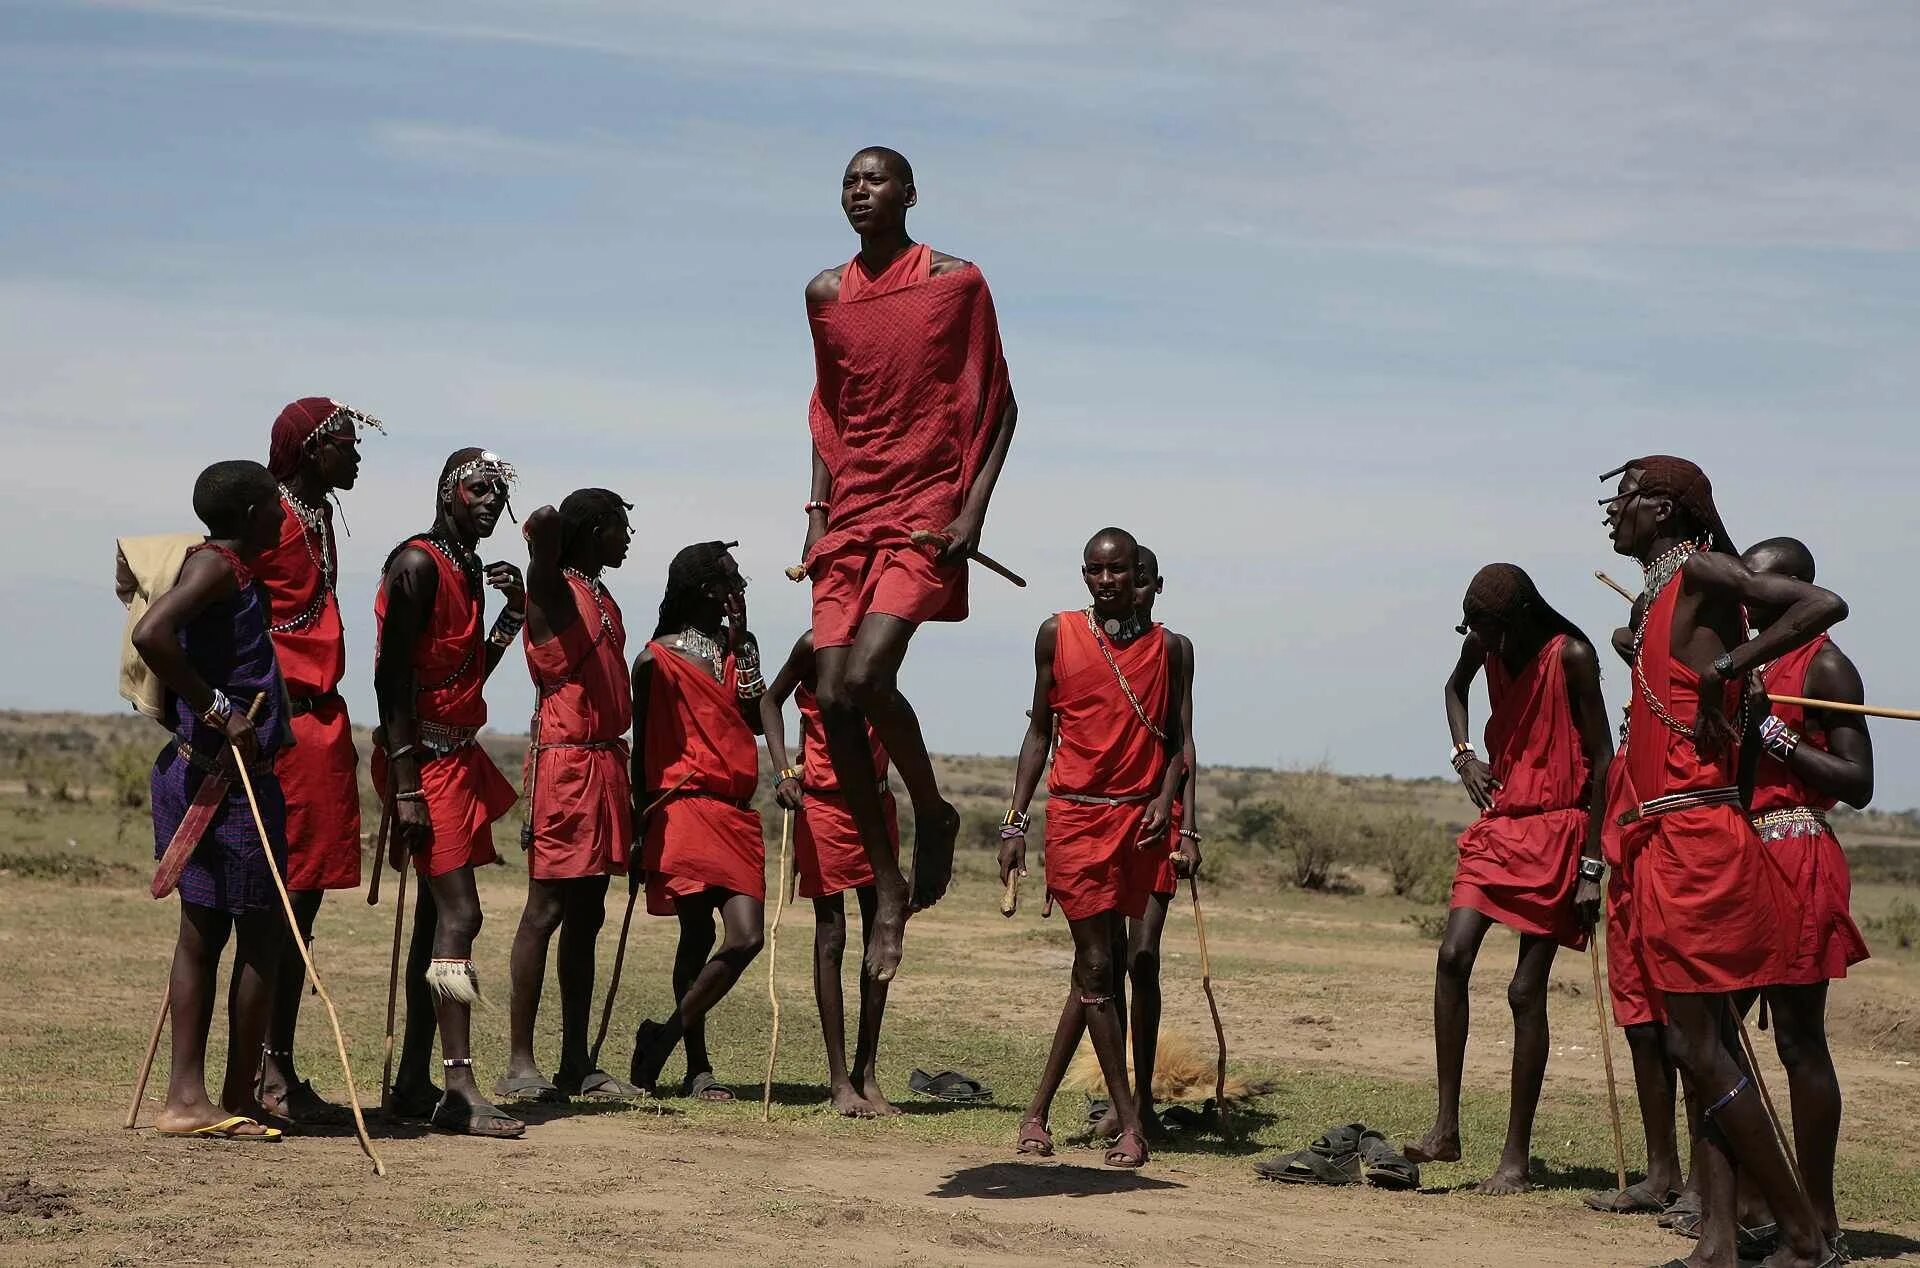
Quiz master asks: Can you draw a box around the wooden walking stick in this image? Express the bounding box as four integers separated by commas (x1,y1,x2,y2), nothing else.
762,808,795,1122
589,773,692,1069
230,753,386,1175
784,534,1028,590
1595,570,1638,603
1187,873,1231,1140
1587,935,1629,1194
366,796,391,906
378,851,408,1115
999,868,1022,917
1731,1001,1809,1201
125,981,171,1129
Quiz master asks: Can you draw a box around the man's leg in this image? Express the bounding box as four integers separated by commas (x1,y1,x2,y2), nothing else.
812,892,868,1116
259,889,346,1122
1479,932,1559,1194
849,885,898,1115
636,891,765,1095
1622,1022,1686,1201
393,875,441,1105
221,907,283,1120
1090,918,1132,1141
1769,983,1841,1240
1128,895,1172,1126
1072,911,1147,1163
1404,906,1495,1164
553,876,609,1083
422,865,520,1129
503,875,566,1085
1665,993,1825,1268
156,903,266,1133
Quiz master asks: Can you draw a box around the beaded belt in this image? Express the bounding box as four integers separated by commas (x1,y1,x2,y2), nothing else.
417,721,481,756
530,738,629,756
173,739,269,778
1751,806,1830,842
800,780,891,798
1051,790,1155,806
288,690,342,718
1616,785,1742,827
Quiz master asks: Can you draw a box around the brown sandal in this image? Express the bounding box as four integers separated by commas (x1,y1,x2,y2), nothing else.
1105,1127,1149,1169
1017,1117,1054,1157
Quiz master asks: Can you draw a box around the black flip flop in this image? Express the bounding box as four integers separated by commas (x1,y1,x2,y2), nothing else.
430,1096,526,1139
682,1070,734,1102
1358,1129,1421,1191
907,1068,992,1103
1583,1180,1678,1214
1252,1122,1367,1185
384,1082,442,1122
493,1074,563,1103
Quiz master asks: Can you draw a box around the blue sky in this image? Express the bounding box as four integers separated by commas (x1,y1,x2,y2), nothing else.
4,2,1919,803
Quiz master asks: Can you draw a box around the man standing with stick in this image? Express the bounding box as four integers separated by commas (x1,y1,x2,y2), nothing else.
801,146,1019,981
500,493,643,1103
374,449,524,1138
254,397,379,1127
1599,456,1844,1268
1403,564,1613,1194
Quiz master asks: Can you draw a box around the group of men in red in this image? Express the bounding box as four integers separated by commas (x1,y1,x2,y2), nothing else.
1404,457,1866,1268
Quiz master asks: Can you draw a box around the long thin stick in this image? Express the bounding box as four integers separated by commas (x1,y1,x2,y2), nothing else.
1731,1002,1807,1202
1595,571,1920,720
366,796,391,906
906,530,1028,588
1587,937,1628,1193
1594,570,1637,603
762,809,794,1123
231,758,386,1175
125,982,171,1129
1187,874,1230,1140
589,773,693,1069
378,853,408,1114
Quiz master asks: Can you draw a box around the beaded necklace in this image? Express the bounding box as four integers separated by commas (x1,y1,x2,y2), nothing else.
269,486,335,635
670,626,726,683
1628,540,1744,742
1081,608,1166,740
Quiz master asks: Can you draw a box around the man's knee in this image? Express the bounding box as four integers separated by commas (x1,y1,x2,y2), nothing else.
440,902,483,947
815,918,847,960
722,927,765,966
1129,946,1161,988
842,653,897,710
520,893,565,936
1772,1020,1830,1075
1507,974,1546,1018
1435,936,1476,984
1075,945,1117,1001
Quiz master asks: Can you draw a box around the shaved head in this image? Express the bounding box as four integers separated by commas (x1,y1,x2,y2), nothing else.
1136,544,1161,580
1084,525,1137,561
1744,536,1816,583
850,146,913,186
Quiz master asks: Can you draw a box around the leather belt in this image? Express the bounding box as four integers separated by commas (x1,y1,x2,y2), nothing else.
1051,790,1154,806
417,721,481,756
1616,785,1742,827
801,780,891,798
288,690,342,718
649,787,753,812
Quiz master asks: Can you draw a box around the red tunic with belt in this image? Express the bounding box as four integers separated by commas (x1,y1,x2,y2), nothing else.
1450,635,1591,950
256,491,361,890
1602,754,1663,1027
1752,636,1870,985
793,685,896,899
372,539,517,878
804,243,1014,649
1043,613,1170,921
641,643,764,915
1619,572,1798,994
522,572,633,881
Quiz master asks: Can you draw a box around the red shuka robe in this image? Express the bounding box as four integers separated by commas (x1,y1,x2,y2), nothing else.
1619,577,1798,994
640,643,764,915
1752,636,1870,984
522,574,633,881
1043,613,1170,921
793,684,895,899
256,493,361,891
372,540,517,878
1601,755,1664,1027
1450,635,1591,949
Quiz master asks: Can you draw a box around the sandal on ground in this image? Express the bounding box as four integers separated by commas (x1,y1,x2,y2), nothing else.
155,1114,282,1141
1017,1117,1054,1157
1252,1122,1368,1186
907,1068,992,1103
384,1082,442,1122
1657,1191,1701,1229
1583,1180,1678,1214
492,1073,564,1103
1105,1128,1149,1169
430,1096,526,1139
682,1070,734,1102
1359,1129,1420,1191
262,1078,353,1127
1157,1102,1211,1135
558,1069,642,1100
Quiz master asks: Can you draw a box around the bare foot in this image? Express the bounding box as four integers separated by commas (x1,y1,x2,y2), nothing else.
857,1074,902,1117
907,801,960,911
829,1082,876,1118
864,883,908,982
258,1078,352,1127
154,1098,277,1137
1401,1126,1461,1165
1475,1164,1532,1195
1092,1106,1122,1141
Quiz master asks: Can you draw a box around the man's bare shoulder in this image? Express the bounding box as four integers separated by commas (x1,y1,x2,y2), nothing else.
806,266,846,304
1559,634,1600,678
928,249,972,276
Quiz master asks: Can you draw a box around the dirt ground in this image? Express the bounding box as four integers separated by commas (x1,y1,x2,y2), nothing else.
3,836,1918,1266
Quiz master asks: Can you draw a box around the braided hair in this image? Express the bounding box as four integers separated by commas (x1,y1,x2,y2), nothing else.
653,540,737,639
1461,563,1592,652
557,488,632,565
382,446,487,592
1601,455,1737,555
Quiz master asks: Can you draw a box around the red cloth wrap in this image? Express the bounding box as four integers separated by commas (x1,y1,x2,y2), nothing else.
268,396,338,479
641,643,763,915
1618,580,1797,994
1449,635,1591,950
1598,758,1663,1026
372,542,514,877
804,244,1012,645
792,685,894,898
258,494,360,889
1125,802,1182,900
521,575,633,881
1752,636,1869,984
1043,614,1170,921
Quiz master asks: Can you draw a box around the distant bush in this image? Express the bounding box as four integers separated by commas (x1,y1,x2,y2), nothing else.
1404,909,1449,941
1871,898,1920,951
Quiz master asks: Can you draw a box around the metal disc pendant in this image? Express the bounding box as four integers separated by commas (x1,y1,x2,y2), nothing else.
1104,618,1122,636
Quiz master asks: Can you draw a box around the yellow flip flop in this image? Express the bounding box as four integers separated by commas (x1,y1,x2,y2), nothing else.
156,1114,283,1141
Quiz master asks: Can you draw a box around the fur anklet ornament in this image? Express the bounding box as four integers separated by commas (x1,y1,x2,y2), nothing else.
426,958,481,1005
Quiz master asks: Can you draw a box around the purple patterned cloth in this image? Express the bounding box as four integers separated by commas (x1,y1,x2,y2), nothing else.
149,545,289,916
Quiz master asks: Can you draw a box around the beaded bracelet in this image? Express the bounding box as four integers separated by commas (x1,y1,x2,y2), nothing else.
804,500,831,514
1758,714,1800,761
394,789,427,803
777,767,802,784
199,688,234,728
1178,828,1203,842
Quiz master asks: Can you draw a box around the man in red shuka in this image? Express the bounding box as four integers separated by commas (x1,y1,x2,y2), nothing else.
801,146,1019,982
999,528,1186,1171
1739,536,1873,1250
255,397,381,1126
1402,564,1613,1194
499,492,643,1103
1600,456,1845,1268
374,448,525,1139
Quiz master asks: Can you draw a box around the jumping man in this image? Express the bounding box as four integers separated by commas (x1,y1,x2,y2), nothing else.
761,630,903,1117
374,448,524,1138
499,493,643,1103
802,145,1018,980
1402,563,1613,1193
1000,528,1185,1170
